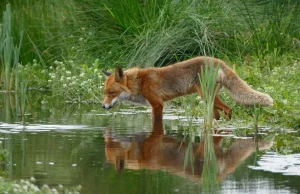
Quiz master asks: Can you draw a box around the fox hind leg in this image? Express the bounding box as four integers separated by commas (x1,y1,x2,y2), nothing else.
195,85,220,120
195,85,231,120
214,95,232,120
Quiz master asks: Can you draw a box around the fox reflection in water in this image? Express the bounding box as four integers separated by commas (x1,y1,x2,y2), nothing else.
104,125,273,180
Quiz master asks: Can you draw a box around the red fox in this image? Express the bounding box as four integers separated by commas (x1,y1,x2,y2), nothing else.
102,56,273,122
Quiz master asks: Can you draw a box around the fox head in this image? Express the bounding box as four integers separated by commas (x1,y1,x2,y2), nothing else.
102,67,130,109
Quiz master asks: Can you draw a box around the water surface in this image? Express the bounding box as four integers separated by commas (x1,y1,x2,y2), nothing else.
0,93,299,194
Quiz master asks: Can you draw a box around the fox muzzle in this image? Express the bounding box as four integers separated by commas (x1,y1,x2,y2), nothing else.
102,97,119,109
102,104,113,109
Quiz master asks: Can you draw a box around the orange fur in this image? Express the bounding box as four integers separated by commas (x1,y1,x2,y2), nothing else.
102,56,273,123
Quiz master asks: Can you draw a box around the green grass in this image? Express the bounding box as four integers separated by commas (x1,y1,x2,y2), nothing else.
0,0,82,64
1,0,299,66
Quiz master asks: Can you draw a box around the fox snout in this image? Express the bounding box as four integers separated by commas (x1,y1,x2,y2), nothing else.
102,104,113,109
102,97,119,109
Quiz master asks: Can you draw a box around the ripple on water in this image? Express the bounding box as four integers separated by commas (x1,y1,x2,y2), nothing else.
0,123,102,133
248,152,300,176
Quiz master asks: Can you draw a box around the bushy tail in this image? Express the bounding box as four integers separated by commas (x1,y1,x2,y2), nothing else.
218,65,273,106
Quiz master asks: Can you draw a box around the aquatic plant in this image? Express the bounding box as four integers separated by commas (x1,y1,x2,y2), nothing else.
0,176,81,194
0,4,23,92
47,59,105,103
184,58,220,187
199,59,220,129
198,59,220,189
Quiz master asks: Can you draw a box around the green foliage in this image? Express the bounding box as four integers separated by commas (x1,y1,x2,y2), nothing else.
0,177,81,194
1,0,299,67
0,148,8,177
21,60,49,90
260,60,300,128
73,0,221,67
273,129,300,154
47,59,105,103
16,58,105,103
238,0,300,57
217,0,300,59
231,55,300,129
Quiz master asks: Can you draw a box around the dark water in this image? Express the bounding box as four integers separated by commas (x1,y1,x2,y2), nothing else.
0,93,299,194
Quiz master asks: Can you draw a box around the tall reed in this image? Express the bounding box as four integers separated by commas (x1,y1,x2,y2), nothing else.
199,58,220,189
199,59,220,129
0,4,26,120
0,4,23,92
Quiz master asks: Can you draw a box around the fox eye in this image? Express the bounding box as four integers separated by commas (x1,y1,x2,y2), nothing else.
108,91,115,95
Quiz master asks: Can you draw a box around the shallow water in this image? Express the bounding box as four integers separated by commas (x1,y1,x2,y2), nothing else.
0,93,299,194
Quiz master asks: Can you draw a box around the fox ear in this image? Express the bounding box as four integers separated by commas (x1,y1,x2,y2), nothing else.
114,66,124,82
102,70,112,76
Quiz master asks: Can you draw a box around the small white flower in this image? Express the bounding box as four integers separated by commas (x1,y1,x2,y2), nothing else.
23,185,28,191
30,177,36,182
42,184,50,191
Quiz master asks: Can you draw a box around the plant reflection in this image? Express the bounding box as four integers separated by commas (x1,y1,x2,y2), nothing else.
104,124,273,182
